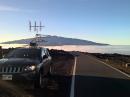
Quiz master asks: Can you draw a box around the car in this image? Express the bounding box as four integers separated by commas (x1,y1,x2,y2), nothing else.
0,47,52,88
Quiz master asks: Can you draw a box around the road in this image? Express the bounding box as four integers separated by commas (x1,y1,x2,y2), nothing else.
71,53,130,97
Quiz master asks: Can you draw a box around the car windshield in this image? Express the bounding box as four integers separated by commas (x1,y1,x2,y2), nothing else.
5,48,41,59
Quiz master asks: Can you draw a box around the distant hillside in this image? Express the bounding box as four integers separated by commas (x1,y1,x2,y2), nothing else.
1,35,109,46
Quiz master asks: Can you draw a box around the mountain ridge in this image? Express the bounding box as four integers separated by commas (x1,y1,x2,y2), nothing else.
1,35,109,46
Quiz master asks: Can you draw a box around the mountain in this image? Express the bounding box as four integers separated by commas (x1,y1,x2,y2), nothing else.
1,35,109,46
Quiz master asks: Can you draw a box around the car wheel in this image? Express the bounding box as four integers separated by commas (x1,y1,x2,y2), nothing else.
34,72,48,89
49,63,53,75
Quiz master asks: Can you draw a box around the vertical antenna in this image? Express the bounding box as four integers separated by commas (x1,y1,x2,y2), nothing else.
40,21,42,31
34,21,37,31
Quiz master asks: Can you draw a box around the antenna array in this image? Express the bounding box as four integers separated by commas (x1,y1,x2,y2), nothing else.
29,21,44,32
29,21,45,47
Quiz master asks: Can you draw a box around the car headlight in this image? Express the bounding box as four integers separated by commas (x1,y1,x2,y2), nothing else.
24,65,36,71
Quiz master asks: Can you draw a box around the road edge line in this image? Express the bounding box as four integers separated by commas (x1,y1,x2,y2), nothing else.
70,57,77,97
98,60,130,78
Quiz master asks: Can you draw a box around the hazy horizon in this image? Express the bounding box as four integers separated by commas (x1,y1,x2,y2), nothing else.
0,44,130,55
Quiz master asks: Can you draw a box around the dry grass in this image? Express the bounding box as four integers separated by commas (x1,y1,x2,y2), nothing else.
50,49,74,76
102,59,130,75
89,53,130,75
0,80,32,97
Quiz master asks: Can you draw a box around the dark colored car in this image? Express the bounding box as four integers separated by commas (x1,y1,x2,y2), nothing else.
0,47,52,88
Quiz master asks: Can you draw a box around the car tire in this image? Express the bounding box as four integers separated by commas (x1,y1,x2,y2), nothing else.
34,72,48,89
34,72,41,89
49,63,53,75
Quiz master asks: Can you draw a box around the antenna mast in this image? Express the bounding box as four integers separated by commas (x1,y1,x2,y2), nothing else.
29,21,45,47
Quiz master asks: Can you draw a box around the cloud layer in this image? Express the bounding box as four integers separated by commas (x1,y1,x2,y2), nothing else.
0,5,20,12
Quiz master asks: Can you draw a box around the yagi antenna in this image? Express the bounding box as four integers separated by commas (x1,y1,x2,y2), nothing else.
28,21,46,47
29,21,44,32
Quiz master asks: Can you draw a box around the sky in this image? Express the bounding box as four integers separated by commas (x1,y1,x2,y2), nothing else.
0,0,130,45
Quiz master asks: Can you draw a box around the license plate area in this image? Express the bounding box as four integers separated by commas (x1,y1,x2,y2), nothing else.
2,75,12,80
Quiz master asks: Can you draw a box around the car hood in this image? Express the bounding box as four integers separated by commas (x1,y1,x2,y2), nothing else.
0,58,40,67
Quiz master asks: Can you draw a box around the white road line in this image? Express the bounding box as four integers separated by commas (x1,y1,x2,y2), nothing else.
98,60,130,78
70,57,77,97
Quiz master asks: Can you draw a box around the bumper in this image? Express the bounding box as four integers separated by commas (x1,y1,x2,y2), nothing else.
0,71,37,81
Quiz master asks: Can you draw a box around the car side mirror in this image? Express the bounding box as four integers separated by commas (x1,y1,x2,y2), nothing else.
43,55,48,59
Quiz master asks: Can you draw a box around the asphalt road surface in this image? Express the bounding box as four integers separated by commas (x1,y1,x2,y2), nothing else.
71,53,130,97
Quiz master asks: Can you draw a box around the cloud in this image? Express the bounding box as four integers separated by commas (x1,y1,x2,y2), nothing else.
0,5,20,12
0,5,35,13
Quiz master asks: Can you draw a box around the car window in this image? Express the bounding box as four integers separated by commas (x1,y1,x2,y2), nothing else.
44,49,49,57
41,49,45,57
5,49,41,59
